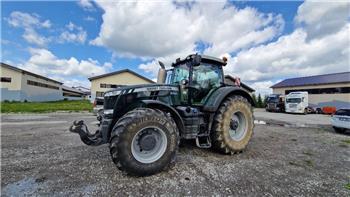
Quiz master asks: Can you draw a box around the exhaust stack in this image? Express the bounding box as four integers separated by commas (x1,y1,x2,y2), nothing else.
157,61,167,84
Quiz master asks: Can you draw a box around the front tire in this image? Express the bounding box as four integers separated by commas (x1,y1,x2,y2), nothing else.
109,108,179,176
333,126,346,134
211,95,254,154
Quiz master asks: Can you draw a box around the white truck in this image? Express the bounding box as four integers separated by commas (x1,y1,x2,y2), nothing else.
285,92,309,114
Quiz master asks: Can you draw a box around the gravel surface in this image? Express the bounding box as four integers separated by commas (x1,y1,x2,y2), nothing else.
254,108,331,126
1,113,350,196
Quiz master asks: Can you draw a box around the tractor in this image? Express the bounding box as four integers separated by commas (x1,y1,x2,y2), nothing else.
70,54,254,176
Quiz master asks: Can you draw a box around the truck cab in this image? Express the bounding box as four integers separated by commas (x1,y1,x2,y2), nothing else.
285,91,308,114
266,94,285,112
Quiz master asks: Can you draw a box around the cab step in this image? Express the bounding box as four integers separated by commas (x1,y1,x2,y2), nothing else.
195,135,211,148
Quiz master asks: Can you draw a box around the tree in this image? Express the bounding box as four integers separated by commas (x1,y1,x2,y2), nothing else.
252,93,257,107
263,95,268,108
257,93,263,108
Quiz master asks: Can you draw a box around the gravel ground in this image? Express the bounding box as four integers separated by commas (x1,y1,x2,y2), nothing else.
1,112,350,196
254,108,331,126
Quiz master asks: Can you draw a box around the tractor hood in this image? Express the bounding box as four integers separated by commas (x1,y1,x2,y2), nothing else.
104,84,179,97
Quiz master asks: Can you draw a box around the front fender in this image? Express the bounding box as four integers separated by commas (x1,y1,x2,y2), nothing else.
140,100,185,134
203,86,254,112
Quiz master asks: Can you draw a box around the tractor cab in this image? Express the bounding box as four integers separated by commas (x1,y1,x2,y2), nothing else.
159,54,227,105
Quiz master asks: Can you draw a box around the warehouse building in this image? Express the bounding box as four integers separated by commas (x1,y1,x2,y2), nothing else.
1,63,63,102
88,69,155,101
271,72,350,109
62,85,88,100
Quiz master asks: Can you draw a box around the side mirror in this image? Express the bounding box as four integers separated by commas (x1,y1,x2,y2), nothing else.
192,54,201,66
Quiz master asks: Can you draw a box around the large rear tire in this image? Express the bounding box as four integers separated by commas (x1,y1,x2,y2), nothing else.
211,95,254,154
333,126,346,134
109,108,179,176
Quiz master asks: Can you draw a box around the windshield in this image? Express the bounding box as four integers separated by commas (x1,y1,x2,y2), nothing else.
170,62,222,87
192,63,222,88
286,98,301,103
267,96,279,103
170,63,189,84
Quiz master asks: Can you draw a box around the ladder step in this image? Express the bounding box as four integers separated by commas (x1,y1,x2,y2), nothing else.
195,136,211,148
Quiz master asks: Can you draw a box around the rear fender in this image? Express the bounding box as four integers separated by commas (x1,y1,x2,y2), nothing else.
203,86,254,112
140,100,185,134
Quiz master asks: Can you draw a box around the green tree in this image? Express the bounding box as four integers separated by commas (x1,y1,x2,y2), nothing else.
257,93,263,108
252,93,257,106
263,95,268,107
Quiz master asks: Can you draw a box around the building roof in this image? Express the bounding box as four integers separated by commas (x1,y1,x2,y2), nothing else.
62,85,87,95
224,75,255,92
271,72,350,88
88,69,155,83
1,62,63,84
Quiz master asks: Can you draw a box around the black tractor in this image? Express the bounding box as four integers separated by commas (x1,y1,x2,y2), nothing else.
70,54,254,176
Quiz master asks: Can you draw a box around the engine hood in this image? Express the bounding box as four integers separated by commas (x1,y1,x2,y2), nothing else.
104,84,179,97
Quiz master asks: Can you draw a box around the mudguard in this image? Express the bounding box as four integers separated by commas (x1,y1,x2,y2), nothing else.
140,100,185,134
203,86,254,112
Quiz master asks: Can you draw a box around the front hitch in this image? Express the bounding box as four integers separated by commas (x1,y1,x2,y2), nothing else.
69,120,103,146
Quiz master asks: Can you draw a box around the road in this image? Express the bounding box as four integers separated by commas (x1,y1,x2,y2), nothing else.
1,112,349,196
254,108,331,126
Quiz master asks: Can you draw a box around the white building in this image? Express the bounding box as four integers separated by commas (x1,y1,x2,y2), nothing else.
1,63,63,102
271,72,350,109
88,69,155,101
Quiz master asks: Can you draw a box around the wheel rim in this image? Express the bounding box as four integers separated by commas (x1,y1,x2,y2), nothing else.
229,111,247,141
131,126,167,164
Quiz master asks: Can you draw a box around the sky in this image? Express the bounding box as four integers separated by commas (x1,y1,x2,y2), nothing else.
1,0,349,95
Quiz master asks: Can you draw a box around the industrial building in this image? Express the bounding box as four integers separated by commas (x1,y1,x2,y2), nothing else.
1,63,64,102
62,85,88,100
1,63,88,102
271,72,350,109
88,69,155,101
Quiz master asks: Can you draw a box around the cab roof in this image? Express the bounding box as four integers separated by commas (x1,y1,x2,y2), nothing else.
172,54,227,67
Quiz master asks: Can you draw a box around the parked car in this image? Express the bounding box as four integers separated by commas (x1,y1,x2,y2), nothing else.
331,109,350,133
93,97,104,116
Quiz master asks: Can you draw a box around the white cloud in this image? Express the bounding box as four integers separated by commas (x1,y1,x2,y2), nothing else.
249,81,274,96
295,1,350,39
92,1,283,58
59,22,87,44
22,28,51,46
19,48,111,80
78,0,96,11
224,24,350,85
7,11,51,28
84,16,95,22
7,11,52,46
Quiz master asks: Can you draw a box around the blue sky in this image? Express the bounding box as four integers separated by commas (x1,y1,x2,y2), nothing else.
1,1,349,95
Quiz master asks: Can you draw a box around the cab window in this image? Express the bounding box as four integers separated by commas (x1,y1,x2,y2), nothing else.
192,63,222,90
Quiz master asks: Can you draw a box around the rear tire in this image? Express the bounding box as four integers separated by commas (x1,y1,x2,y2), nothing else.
109,108,179,176
211,95,254,154
333,126,346,134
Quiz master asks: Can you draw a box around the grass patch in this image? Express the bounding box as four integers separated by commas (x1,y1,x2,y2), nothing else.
303,159,314,167
339,143,348,148
341,139,350,144
345,183,350,190
288,161,302,167
302,150,314,156
1,100,92,113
